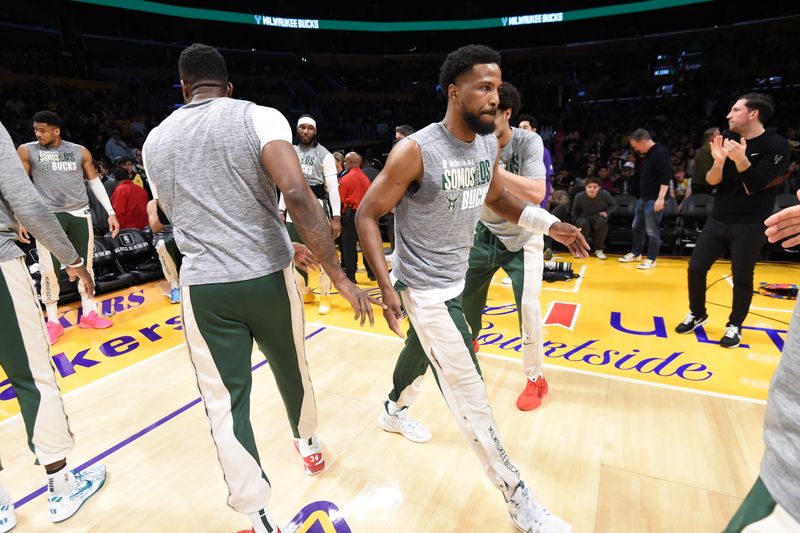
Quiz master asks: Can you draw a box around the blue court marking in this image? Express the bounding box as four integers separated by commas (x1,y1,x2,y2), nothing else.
14,326,327,508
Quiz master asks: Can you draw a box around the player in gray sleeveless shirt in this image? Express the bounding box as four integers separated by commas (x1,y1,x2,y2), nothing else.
142,44,376,533
723,197,800,531
0,121,107,528
17,111,119,344
357,45,586,533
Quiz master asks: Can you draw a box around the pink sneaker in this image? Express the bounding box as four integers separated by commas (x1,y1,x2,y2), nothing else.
79,311,113,329
46,321,64,344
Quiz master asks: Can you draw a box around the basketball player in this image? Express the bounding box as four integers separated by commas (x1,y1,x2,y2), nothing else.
17,111,118,344
278,115,342,315
723,190,800,531
461,82,555,411
357,44,587,533
143,43,377,533
0,122,106,531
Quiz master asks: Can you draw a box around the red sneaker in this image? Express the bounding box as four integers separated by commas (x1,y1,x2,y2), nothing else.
472,339,480,353
516,376,549,411
79,311,113,329
293,437,325,475
236,530,281,533
47,320,64,345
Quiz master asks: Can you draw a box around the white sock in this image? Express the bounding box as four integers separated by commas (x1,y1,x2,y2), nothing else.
0,485,10,506
47,465,75,496
248,508,278,533
46,303,59,324
385,400,403,415
297,436,320,454
81,298,96,316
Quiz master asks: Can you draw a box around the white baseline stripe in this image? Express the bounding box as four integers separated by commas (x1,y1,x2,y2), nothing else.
312,323,766,405
0,344,186,429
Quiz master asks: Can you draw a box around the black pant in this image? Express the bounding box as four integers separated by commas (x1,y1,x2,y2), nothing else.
341,207,373,281
687,217,767,327
575,214,608,251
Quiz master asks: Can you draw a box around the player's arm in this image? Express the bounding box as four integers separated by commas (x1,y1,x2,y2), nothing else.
498,133,547,204
16,144,31,176
82,147,119,236
486,149,589,257
356,139,423,337
1,126,93,290
322,152,341,238
147,200,164,233
254,106,379,325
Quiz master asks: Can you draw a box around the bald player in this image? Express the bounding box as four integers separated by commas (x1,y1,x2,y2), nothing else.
17,111,118,344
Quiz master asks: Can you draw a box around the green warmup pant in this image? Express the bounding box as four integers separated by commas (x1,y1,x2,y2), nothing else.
724,477,800,532
36,210,94,307
0,257,74,469
462,222,546,379
386,280,522,498
181,266,317,514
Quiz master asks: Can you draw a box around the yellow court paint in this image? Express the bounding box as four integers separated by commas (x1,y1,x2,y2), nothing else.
1,254,792,422
0,283,185,421
304,253,795,402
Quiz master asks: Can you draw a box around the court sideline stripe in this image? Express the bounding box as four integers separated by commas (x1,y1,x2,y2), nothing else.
312,322,768,405
13,326,327,509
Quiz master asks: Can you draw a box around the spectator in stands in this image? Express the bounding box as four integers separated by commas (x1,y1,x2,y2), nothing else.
621,161,636,194
338,151,375,283
104,129,130,163
597,166,618,194
111,167,149,229
619,128,671,269
332,151,346,178
691,127,719,194
572,177,618,259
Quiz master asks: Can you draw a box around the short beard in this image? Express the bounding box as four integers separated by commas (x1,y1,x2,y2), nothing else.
462,109,496,136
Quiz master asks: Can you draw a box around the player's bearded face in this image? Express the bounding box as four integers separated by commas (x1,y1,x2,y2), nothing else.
298,124,316,145
457,63,501,136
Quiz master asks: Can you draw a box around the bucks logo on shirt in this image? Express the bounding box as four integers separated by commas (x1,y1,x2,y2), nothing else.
441,158,492,211
38,151,78,171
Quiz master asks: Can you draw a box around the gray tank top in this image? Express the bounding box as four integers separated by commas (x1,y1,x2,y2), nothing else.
26,140,89,212
480,127,546,252
392,122,498,290
295,144,331,186
143,97,293,286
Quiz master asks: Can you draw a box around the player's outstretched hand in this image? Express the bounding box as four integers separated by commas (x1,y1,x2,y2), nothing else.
333,276,384,327
66,264,95,294
765,190,800,248
549,222,590,258
379,288,406,338
292,243,319,273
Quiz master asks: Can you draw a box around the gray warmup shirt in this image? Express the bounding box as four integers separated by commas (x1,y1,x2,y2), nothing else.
392,122,498,291
25,139,89,212
295,144,332,186
479,127,545,252
143,98,294,286
761,301,800,521
0,122,79,265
